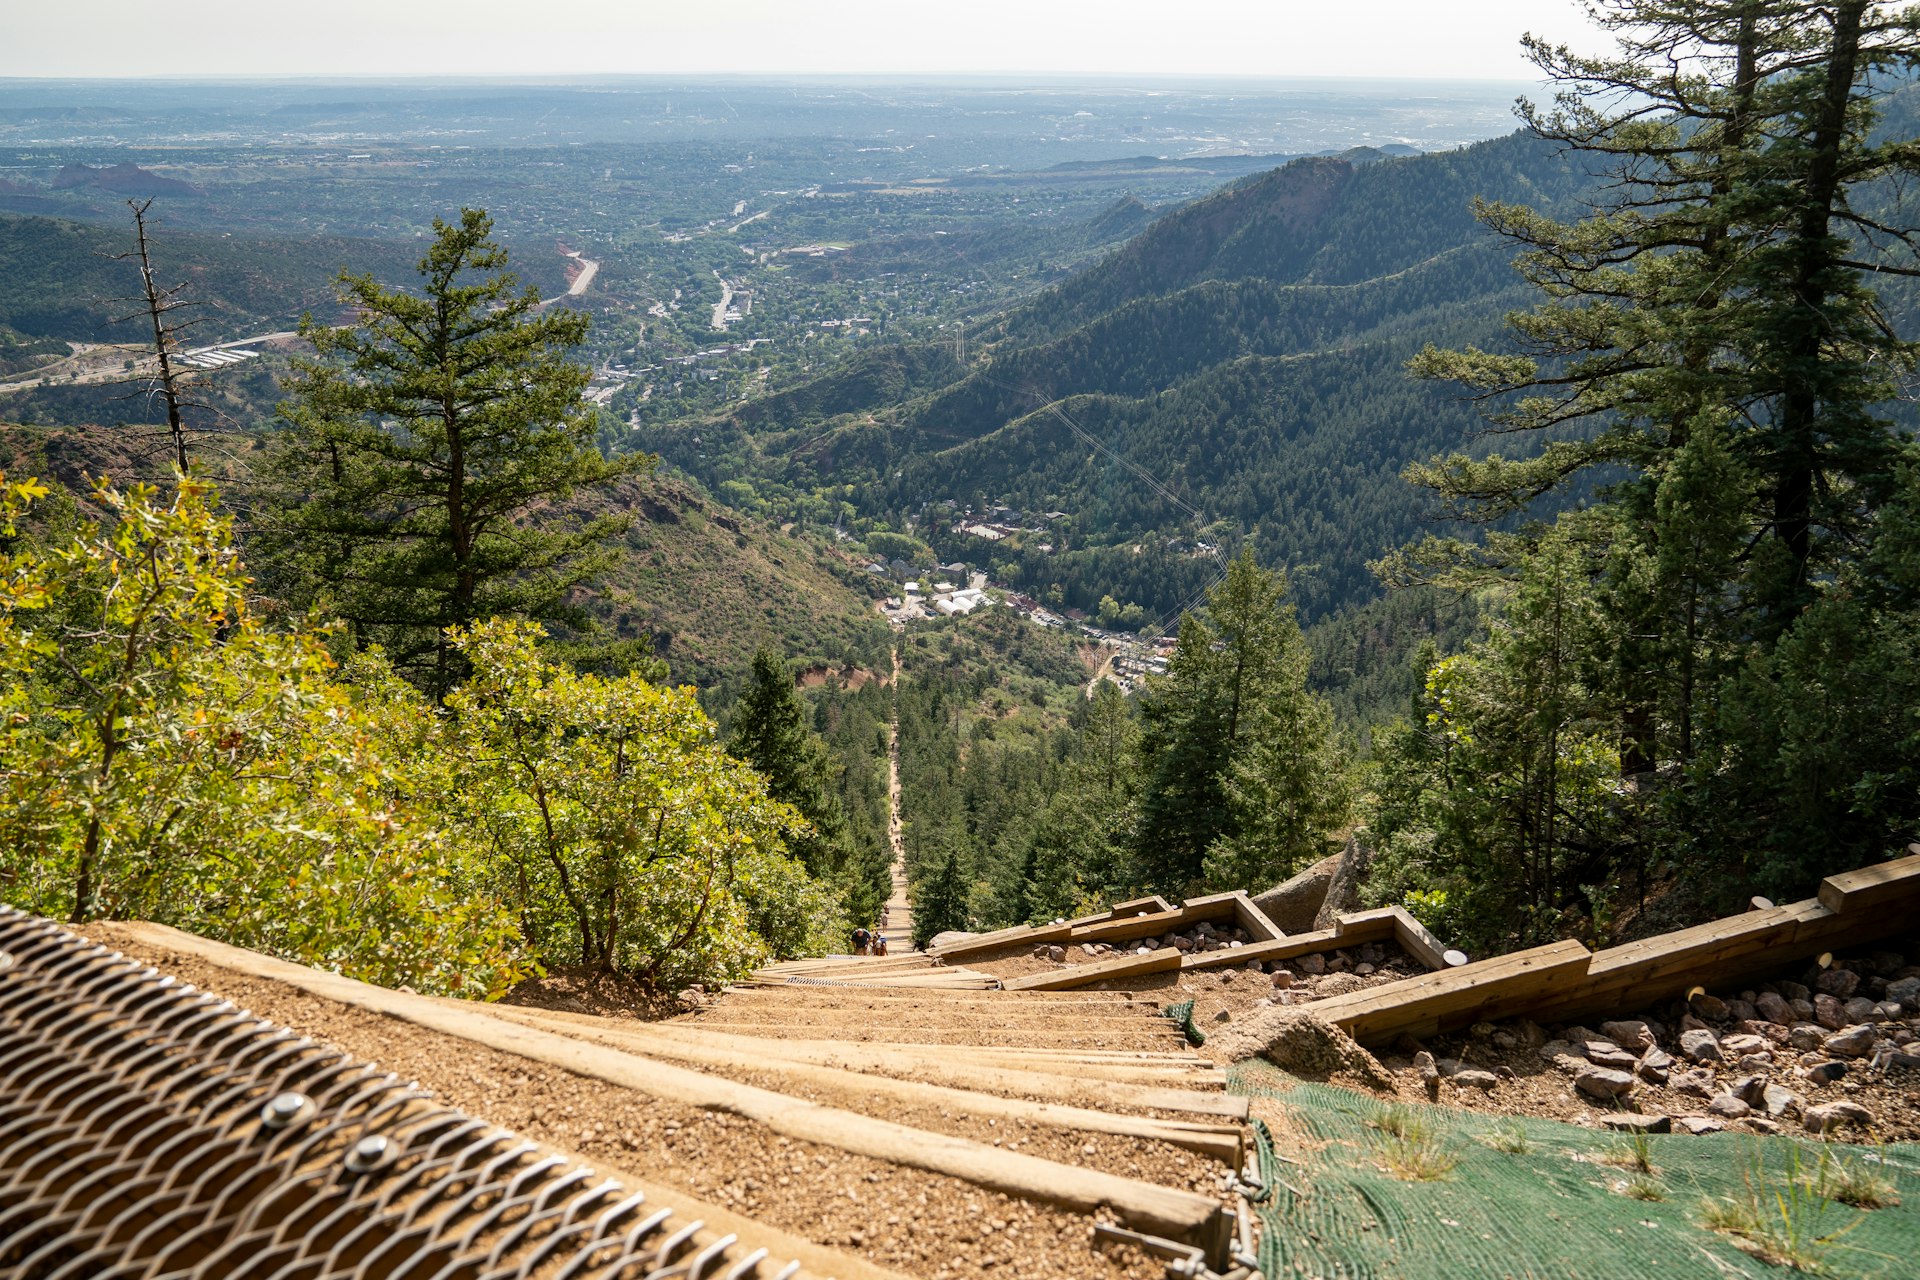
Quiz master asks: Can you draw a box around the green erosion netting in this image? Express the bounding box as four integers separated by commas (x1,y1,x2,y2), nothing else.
1234,1061,1920,1280
1163,999,1206,1046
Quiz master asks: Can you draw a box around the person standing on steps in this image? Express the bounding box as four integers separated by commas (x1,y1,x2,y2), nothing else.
851,925,871,956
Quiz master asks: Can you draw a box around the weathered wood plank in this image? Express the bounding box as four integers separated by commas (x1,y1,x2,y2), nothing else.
1817,848,1920,913
1003,947,1185,991
1316,939,1594,1045
1383,906,1451,971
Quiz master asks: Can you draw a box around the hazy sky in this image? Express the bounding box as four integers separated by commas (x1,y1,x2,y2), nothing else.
3,0,1590,80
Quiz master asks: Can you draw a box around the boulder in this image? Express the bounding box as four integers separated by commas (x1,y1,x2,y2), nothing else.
1754,992,1795,1025
1671,1069,1717,1099
1843,996,1879,1024
1689,991,1729,1020
1414,1050,1441,1101
1788,1023,1826,1052
1575,1066,1636,1100
1599,1113,1671,1134
1761,1084,1803,1119
1251,854,1343,932
1804,1100,1874,1135
1823,1025,1876,1058
1679,1029,1724,1064
1311,835,1374,931
1599,1020,1654,1046
1815,968,1861,999
1813,994,1849,1030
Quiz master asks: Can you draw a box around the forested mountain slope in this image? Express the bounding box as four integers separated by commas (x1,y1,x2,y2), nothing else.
650,129,1598,620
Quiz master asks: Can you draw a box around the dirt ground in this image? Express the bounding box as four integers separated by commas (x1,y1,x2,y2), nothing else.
84,925,1170,1280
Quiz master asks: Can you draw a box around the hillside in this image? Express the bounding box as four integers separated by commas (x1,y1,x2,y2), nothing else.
641,129,1597,621
0,423,888,690
0,211,569,344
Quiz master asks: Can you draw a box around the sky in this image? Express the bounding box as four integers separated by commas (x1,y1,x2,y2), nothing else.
2,0,1590,81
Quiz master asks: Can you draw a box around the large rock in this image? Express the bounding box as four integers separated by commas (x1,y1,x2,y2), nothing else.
1679,1028,1724,1064
1207,1009,1399,1094
1311,835,1375,931
1754,991,1795,1025
1885,975,1920,1008
1250,852,1343,934
1815,968,1861,999
1823,1025,1876,1058
1804,1100,1874,1135
929,931,980,951
1575,1066,1636,1100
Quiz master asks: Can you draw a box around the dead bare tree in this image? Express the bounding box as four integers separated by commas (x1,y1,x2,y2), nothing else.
110,199,201,470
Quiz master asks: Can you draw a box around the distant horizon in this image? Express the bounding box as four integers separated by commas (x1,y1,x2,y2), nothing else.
0,71,1537,89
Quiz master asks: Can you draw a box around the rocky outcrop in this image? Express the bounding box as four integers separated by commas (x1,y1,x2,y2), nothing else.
1251,851,1342,933
1311,836,1374,931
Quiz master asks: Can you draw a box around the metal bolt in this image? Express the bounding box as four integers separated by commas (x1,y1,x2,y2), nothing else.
260,1091,315,1130
344,1133,392,1174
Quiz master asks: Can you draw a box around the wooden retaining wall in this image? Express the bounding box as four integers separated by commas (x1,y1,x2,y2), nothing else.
1314,848,1920,1047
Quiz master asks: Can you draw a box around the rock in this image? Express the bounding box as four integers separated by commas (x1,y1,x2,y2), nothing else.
1210,1009,1398,1093
1791,998,1816,1021
1599,1020,1653,1046
1517,1020,1549,1048
1679,1029,1724,1064
1815,968,1861,999
1735,1055,1776,1074
1213,1008,1233,1023
1677,1115,1728,1135
1414,1050,1441,1101
1885,975,1920,1008
1032,944,1049,959
1311,834,1374,931
1843,996,1879,1024
1690,991,1729,1020
1271,970,1294,989
1887,1050,1920,1069
1600,1113,1671,1134
1779,980,1812,1003
1575,1066,1637,1100
1469,1021,1497,1039
1317,972,1370,996
1328,956,1349,972
1721,1033,1769,1057
1219,969,1236,985
1173,936,1194,952
1437,1058,1465,1076
1046,946,1066,963
1788,1023,1827,1052
1359,944,1382,965
1539,1039,1575,1061
1355,963,1376,976
1672,1069,1717,1099
1823,1025,1876,1058
1297,953,1327,976
1639,1048,1674,1072
1813,994,1849,1029
1251,852,1344,933
1875,1002,1904,1020
1804,1100,1874,1135
1806,1060,1848,1084
1246,960,1264,974
1583,1041,1639,1070
1724,999,1758,1023
1706,1094,1752,1119
1453,1070,1499,1092
1744,1117,1782,1135
1550,1053,1590,1076
1754,992,1795,1025
1727,1074,1769,1106
1761,1084,1803,1118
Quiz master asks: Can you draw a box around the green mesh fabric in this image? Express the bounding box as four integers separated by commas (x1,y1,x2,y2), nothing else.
1162,999,1206,1047
1235,1060,1920,1280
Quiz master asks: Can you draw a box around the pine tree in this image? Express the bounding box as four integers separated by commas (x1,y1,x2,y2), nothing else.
1137,548,1348,893
729,647,851,880
912,849,970,950
257,208,649,697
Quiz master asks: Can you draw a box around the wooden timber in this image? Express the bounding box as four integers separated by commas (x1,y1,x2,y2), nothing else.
119,922,1232,1260
1002,946,1184,991
1310,852,1920,1046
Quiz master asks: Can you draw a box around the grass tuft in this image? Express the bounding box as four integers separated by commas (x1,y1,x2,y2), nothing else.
1367,1105,1457,1181
1696,1144,1869,1272
1479,1121,1533,1155
1622,1174,1667,1202
1600,1130,1657,1175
